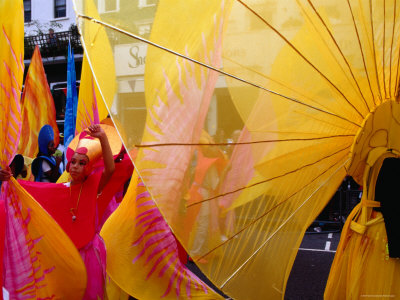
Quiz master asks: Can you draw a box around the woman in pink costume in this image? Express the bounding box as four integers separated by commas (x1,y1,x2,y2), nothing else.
1,124,133,299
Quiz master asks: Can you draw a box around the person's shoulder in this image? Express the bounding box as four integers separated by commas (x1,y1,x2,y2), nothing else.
42,159,52,171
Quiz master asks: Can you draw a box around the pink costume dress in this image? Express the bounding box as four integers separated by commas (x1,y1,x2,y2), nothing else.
14,155,133,299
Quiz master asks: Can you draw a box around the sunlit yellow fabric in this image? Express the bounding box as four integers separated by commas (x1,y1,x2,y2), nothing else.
76,53,108,133
101,174,224,299
5,178,87,299
0,0,24,167
325,101,400,299
73,0,116,111
57,171,70,183
325,153,399,299
73,0,400,299
18,46,59,158
105,277,129,300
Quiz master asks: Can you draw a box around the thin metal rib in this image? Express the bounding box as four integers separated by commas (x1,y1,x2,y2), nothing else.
307,0,370,112
76,13,362,128
395,41,400,99
394,1,400,97
235,0,365,120
187,144,351,208
222,55,343,116
370,0,384,103
219,157,350,288
389,0,396,97
347,0,377,106
383,0,387,99
197,152,349,265
134,134,355,148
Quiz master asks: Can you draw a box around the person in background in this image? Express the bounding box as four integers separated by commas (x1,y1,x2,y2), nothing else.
31,125,62,182
0,154,25,186
184,131,228,262
57,132,66,172
47,28,58,45
226,129,241,157
17,156,34,180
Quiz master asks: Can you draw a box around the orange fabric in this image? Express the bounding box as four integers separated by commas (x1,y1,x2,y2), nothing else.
76,54,108,133
18,46,59,157
183,150,219,244
0,2,24,299
0,0,24,168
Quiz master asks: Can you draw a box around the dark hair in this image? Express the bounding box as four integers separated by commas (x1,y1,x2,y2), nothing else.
10,154,24,176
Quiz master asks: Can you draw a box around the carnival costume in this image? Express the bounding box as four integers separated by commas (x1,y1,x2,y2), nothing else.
5,125,133,299
325,101,400,299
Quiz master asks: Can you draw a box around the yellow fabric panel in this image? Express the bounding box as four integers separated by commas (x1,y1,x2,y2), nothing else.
74,0,116,112
101,172,224,299
57,170,70,183
105,277,129,300
72,0,400,299
18,46,59,158
76,53,108,133
0,0,24,167
7,178,87,299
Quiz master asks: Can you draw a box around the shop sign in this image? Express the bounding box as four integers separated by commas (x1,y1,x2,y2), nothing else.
115,43,147,76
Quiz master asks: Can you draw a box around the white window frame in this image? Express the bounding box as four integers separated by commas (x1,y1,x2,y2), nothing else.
138,23,151,36
98,0,120,13
138,0,156,9
54,0,67,19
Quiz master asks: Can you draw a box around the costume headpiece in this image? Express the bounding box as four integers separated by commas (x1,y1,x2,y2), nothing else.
66,124,122,170
38,125,54,156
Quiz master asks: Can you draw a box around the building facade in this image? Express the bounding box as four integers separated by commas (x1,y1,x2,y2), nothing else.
23,0,243,143
24,0,76,35
23,0,82,128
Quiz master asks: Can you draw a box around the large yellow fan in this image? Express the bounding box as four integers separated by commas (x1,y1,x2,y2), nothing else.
73,0,400,299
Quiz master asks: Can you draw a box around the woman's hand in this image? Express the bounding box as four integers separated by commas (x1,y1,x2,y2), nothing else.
86,124,115,195
0,166,12,181
86,124,106,140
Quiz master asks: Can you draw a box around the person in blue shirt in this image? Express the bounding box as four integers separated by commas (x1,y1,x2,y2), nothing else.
31,125,62,182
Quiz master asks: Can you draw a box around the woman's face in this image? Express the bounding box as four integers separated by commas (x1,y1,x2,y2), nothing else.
47,140,57,155
69,153,89,182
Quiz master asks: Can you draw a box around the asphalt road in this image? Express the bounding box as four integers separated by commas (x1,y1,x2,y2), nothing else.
285,231,341,300
187,230,342,300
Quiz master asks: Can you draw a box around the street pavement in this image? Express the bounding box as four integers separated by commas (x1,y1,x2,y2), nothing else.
187,230,342,300
285,231,341,300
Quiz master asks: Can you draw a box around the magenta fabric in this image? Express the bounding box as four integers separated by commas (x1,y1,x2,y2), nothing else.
79,233,106,300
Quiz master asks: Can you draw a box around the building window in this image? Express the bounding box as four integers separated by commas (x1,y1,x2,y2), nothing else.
54,0,66,18
98,0,119,13
23,0,32,23
138,0,157,9
138,24,151,37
